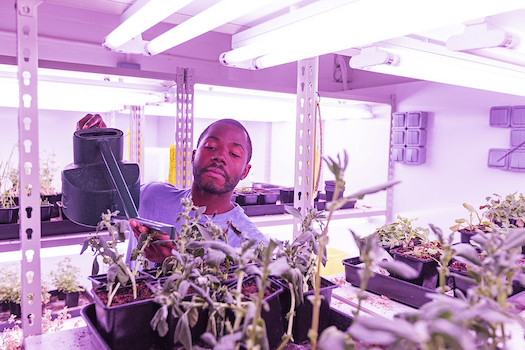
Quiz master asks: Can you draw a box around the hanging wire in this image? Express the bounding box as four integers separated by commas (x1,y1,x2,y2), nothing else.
313,92,323,196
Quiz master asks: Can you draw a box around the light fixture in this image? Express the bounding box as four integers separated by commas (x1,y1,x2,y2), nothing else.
103,0,195,50
349,46,398,69
103,0,291,56
145,0,282,56
446,22,514,51
350,36,525,97
220,0,524,70
445,22,525,67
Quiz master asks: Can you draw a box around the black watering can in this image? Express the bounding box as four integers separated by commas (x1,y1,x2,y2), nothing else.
62,128,175,238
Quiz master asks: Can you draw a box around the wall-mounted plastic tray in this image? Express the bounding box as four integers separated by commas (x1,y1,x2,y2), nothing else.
392,112,406,128
406,112,428,128
392,130,405,145
392,147,404,162
511,106,525,128
509,150,525,172
405,147,426,165
511,129,525,147
406,129,427,146
487,148,509,169
343,257,436,308
490,106,511,127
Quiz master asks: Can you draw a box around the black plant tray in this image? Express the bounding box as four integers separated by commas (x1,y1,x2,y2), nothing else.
343,257,436,308
314,199,356,211
0,218,94,240
82,303,353,350
0,289,93,331
242,203,286,217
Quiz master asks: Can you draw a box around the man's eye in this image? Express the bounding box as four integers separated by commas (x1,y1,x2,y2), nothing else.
205,146,215,150
230,152,240,158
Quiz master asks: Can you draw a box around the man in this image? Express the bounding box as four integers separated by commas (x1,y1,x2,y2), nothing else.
78,114,268,263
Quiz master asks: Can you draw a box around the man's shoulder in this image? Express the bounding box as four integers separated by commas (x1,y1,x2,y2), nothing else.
141,182,190,199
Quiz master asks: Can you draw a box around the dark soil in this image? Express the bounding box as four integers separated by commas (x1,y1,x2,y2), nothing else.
240,277,277,301
449,260,468,272
95,280,153,306
393,245,441,261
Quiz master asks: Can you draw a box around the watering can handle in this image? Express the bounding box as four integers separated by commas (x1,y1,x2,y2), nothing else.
97,139,177,239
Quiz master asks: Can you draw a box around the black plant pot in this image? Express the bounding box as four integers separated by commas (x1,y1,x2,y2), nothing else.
8,301,21,318
275,276,337,344
92,281,158,350
40,203,54,221
88,273,109,290
42,193,61,218
0,207,19,224
227,275,285,349
390,248,439,289
1,300,9,312
235,192,259,206
257,191,280,205
58,290,66,300
65,291,80,308
279,187,294,204
343,257,436,308
152,306,209,349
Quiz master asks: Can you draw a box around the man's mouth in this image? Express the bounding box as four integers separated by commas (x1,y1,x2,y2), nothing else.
204,166,226,178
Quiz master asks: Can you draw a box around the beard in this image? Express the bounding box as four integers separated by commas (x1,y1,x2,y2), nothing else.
193,163,241,194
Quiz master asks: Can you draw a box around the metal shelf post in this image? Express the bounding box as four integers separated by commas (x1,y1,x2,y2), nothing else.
16,0,42,337
293,57,319,238
174,67,195,189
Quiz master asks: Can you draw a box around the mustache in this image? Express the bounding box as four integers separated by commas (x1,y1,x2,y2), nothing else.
204,164,227,177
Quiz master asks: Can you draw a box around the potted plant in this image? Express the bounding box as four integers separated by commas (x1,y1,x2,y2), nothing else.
80,210,158,350
482,192,525,228
50,257,85,307
368,215,428,251
329,227,525,350
450,202,493,244
270,206,338,346
389,236,443,289
0,146,19,224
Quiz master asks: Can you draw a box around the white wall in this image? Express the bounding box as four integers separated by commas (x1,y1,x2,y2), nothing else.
353,81,525,236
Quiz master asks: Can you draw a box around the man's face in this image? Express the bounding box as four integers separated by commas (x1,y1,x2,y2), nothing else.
192,122,251,194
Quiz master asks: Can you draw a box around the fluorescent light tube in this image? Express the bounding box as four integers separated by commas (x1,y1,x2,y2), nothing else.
146,0,281,56
349,46,398,69
103,0,195,50
355,38,525,97
221,0,524,69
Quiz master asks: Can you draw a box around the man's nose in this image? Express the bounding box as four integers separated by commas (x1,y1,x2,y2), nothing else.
211,148,227,164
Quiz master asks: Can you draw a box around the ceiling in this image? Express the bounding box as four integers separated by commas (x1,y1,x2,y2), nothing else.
1,1,524,96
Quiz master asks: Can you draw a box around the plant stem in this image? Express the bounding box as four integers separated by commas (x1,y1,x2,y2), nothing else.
106,282,121,307
232,270,246,331
309,198,336,350
276,281,296,350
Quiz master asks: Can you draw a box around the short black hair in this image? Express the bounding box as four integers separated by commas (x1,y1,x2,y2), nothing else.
196,119,253,164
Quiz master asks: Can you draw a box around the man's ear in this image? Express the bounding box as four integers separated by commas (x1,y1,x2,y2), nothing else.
240,164,251,180
191,150,196,162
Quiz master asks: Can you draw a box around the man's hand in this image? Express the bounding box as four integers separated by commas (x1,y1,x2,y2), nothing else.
76,113,107,130
129,219,175,264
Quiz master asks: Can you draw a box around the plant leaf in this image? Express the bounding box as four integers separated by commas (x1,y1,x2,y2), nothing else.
91,257,99,276
344,180,400,200
452,244,482,267
174,312,193,350
377,260,419,279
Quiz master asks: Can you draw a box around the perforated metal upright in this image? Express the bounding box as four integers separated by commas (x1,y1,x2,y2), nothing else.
293,58,319,238
174,67,195,189
129,105,145,182
16,0,42,337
